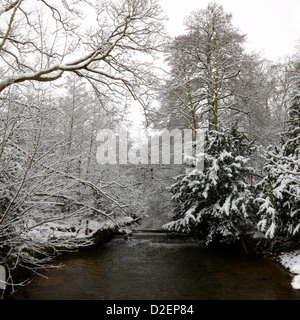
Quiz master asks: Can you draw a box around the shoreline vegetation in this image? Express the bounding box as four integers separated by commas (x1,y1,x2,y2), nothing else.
1,218,126,299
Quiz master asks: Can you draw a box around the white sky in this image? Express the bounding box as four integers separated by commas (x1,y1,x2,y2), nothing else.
160,0,300,61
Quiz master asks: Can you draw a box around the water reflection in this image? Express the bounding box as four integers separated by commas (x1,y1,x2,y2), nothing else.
16,237,300,300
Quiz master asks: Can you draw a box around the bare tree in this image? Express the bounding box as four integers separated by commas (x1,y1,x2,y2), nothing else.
0,81,144,296
0,0,166,295
0,0,166,99
157,3,246,132
155,2,272,144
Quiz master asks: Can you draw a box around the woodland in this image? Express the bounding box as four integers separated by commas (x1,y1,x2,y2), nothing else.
0,0,299,292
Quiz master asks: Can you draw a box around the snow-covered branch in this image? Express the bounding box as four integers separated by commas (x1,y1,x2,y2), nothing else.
0,0,166,95
0,0,20,16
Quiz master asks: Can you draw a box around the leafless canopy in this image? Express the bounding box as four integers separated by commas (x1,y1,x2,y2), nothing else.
0,0,166,94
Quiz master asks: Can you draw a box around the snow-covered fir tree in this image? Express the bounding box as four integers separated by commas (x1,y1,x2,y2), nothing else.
163,125,256,246
256,67,300,240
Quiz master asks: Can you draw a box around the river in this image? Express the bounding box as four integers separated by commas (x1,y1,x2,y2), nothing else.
15,233,300,300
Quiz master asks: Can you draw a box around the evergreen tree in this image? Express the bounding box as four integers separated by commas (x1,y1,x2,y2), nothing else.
256,67,300,240
163,125,256,246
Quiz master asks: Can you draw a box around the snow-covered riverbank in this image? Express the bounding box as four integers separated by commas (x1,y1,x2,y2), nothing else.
277,250,300,290
25,216,133,248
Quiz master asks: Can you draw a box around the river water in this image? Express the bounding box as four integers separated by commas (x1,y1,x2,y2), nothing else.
15,233,300,300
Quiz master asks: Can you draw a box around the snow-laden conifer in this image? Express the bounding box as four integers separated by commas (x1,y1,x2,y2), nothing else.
163,125,256,245
256,67,300,240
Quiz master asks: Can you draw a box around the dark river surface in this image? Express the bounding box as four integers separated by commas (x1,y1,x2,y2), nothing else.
15,233,300,300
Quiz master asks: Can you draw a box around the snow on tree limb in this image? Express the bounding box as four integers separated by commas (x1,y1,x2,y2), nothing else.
0,0,20,16
0,0,166,94
7,139,129,212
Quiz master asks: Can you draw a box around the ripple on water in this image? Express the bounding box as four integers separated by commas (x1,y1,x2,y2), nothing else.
15,236,300,300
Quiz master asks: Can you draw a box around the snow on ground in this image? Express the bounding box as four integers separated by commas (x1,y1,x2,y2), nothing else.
26,216,134,245
278,250,300,289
